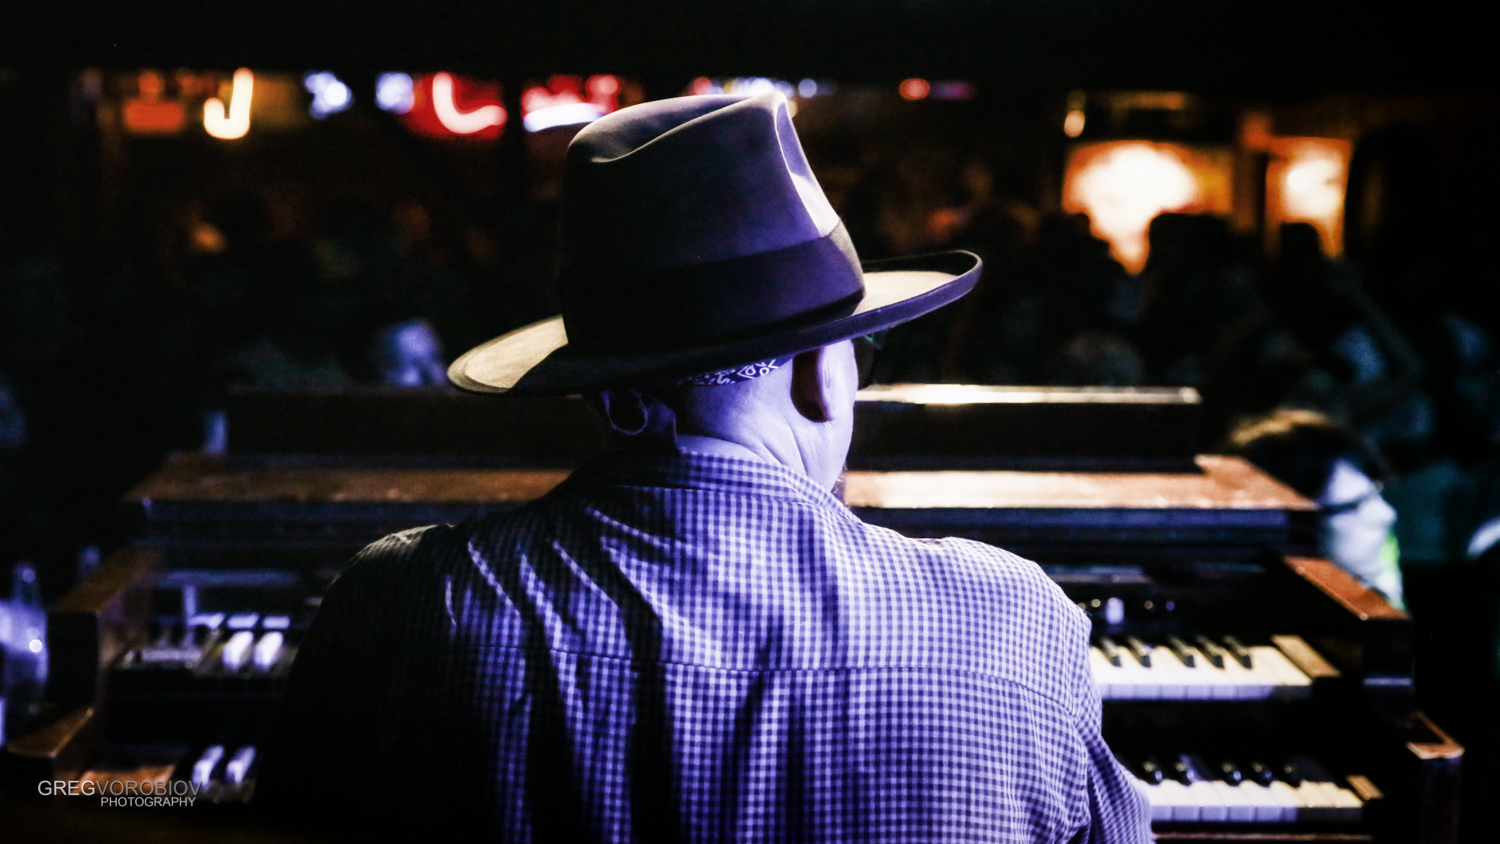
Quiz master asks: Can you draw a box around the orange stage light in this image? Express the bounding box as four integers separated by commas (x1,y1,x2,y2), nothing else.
1063,141,1234,273
1266,137,1351,255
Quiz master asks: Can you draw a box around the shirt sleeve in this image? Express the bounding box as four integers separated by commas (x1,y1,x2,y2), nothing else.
1067,622,1154,843
1072,677,1154,842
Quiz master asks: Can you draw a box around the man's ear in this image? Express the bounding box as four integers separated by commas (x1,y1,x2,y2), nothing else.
791,347,833,423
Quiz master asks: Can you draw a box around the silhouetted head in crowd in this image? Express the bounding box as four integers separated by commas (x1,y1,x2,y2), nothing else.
1269,222,1358,350
1229,409,1402,607
1231,408,1387,499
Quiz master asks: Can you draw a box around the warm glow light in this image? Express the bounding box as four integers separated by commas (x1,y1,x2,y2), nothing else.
431,72,506,135
1064,141,1225,272
1063,109,1085,138
203,68,254,139
1268,137,1351,255
899,78,930,100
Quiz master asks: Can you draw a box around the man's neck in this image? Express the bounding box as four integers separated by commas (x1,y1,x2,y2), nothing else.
675,433,778,467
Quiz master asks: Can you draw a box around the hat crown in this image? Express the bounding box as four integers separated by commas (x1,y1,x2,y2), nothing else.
563,93,841,272
558,93,863,356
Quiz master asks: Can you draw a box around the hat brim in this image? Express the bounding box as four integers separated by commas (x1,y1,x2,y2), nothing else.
448,250,981,395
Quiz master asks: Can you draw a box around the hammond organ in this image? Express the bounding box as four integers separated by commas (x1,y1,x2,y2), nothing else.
3,386,1460,841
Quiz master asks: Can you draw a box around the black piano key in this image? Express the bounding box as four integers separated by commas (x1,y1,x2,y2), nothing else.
1170,755,1198,784
1194,635,1227,669
1249,761,1276,787
1098,636,1123,667
169,620,186,646
192,624,211,646
1139,756,1166,784
147,618,163,643
1218,759,1244,785
1166,635,1197,668
1279,762,1304,788
1222,635,1254,669
1124,636,1153,668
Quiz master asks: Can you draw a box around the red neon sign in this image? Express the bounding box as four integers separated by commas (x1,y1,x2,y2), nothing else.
520,75,620,118
403,73,507,139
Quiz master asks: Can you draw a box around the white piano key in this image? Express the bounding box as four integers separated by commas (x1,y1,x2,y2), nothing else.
1268,779,1306,821
1191,780,1227,821
1211,780,1257,822
1149,647,1192,699
192,744,225,787
1328,785,1364,822
1293,780,1340,822
1256,646,1314,699
1242,780,1295,822
1157,779,1200,821
1195,653,1240,700
1090,647,1122,699
1139,782,1175,822
252,631,284,671
221,630,255,671
224,745,256,786
1226,649,1275,699
1117,649,1161,699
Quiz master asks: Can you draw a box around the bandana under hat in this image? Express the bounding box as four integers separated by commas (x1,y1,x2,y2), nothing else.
671,356,795,387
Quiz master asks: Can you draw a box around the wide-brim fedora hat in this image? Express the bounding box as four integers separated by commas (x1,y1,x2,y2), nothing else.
449,92,981,395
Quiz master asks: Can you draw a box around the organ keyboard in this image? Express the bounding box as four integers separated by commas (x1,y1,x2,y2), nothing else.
1,386,1461,842
1090,634,1321,701
1123,753,1371,824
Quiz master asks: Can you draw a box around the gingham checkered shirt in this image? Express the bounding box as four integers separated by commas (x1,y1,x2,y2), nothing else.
258,450,1151,842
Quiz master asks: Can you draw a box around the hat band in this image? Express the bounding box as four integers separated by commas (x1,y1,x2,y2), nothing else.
562,224,865,356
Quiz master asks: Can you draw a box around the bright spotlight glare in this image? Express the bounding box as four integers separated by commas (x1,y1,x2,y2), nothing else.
1067,142,1201,272
376,72,415,114
304,71,353,119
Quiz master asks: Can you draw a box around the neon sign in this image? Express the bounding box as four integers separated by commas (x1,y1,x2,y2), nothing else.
432,72,506,134
204,68,254,139
123,70,187,135
520,75,619,132
400,73,506,139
